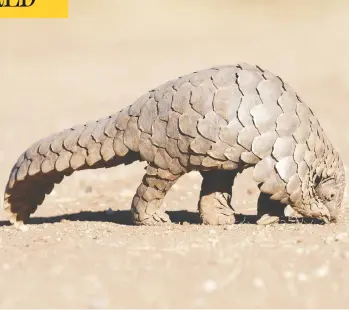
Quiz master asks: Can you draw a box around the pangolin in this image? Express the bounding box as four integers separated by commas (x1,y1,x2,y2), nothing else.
3,63,346,225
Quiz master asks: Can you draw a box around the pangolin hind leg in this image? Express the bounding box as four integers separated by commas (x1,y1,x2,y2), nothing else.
131,164,183,225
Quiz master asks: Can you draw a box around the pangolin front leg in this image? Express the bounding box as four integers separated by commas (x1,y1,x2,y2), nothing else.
257,192,286,218
198,170,237,225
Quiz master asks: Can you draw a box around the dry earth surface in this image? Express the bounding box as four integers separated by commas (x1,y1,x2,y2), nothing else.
1,1,349,308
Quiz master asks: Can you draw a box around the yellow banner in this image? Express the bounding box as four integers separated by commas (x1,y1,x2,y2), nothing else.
0,0,68,18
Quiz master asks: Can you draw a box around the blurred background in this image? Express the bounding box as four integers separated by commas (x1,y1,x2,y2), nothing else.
1,1,349,308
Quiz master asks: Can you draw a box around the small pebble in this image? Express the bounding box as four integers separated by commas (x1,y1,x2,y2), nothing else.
253,277,265,288
84,186,93,193
314,263,329,277
246,188,254,195
203,280,217,293
335,232,348,242
296,247,304,254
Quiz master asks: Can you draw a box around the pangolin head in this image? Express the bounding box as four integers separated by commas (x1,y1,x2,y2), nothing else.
314,159,346,223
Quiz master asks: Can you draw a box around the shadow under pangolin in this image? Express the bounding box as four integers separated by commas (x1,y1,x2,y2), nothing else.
0,210,325,227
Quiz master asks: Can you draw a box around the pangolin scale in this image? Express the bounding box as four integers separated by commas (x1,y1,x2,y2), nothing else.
3,63,346,225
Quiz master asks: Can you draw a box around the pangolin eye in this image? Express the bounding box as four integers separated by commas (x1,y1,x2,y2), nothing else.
315,175,321,186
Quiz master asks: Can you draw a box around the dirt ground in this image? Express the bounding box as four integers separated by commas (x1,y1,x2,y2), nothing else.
1,1,349,308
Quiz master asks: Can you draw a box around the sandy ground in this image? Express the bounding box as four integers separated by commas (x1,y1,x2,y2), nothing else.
1,1,349,308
